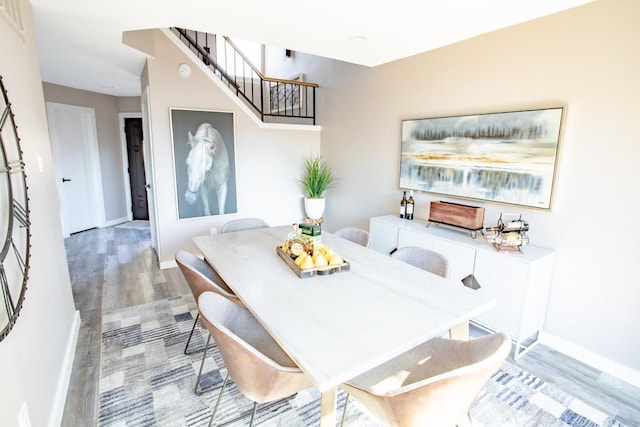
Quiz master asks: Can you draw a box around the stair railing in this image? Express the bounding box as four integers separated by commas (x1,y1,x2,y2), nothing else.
172,28,318,125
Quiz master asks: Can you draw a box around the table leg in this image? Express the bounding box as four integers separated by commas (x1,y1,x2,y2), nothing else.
320,388,337,427
449,320,469,340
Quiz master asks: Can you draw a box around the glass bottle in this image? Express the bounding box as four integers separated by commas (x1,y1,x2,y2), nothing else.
285,223,308,258
400,191,407,218
406,190,415,220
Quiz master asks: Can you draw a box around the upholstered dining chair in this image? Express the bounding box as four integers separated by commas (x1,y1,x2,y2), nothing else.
198,291,314,427
175,250,244,394
339,332,511,427
391,246,450,278
334,227,370,247
220,217,269,233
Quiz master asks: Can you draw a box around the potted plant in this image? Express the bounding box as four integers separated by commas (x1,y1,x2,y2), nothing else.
299,154,337,219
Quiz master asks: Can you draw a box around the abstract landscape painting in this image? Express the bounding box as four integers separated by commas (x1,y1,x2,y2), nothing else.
400,107,564,209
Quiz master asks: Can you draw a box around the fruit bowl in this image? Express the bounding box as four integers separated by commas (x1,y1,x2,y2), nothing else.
276,246,350,278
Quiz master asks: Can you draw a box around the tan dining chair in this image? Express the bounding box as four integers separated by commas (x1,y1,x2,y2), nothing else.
334,226,370,247
198,291,314,427
340,332,511,427
175,249,244,394
220,217,269,233
391,245,450,278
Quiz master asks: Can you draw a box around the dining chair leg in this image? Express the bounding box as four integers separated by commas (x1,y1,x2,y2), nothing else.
195,334,214,395
339,393,350,427
184,312,200,355
247,402,258,427
208,373,231,427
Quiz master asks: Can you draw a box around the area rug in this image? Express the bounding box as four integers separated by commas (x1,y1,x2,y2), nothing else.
98,295,626,427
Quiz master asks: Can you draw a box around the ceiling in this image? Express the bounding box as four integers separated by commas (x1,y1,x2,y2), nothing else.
30,0,594,97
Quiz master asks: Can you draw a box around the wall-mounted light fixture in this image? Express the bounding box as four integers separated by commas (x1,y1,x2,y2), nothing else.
285,49,292,58
178,63,192,77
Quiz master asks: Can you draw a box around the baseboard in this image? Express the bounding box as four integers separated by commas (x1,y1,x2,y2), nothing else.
49,309,81,427
160,259,177,270
540,331,640,389
103,216,131,228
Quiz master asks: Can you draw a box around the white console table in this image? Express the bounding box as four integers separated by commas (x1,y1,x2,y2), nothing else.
369,215,556,359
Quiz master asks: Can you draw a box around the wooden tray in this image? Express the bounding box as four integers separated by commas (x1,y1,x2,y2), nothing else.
276,246,350,278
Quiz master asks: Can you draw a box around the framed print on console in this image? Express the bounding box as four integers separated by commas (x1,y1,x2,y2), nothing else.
170,108,237,219
400,107,564,210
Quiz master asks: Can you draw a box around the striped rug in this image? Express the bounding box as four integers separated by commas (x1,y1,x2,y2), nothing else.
98,295,626,426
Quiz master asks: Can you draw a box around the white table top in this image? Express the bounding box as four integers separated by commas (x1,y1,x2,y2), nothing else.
193,225,494,392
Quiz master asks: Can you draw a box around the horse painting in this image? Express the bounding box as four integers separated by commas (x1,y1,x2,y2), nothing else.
184,123,230,215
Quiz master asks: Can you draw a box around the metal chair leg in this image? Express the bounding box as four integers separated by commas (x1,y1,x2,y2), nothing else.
195,334,215,395
248,402,258,427
340,393,350,427
208,373,230,427
184,312,200,355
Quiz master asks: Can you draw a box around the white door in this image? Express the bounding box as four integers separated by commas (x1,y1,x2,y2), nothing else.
46,102,105,236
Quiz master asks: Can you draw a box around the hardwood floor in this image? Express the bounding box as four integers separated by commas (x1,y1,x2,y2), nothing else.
60,223,640,426
60,224,189,426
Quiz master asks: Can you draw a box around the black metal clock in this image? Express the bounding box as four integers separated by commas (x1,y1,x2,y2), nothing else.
0,75,31,342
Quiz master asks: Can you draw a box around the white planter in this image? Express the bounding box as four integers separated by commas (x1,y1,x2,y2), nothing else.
304,197,325,219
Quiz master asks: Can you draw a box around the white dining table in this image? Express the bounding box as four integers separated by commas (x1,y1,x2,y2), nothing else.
192,225,495,427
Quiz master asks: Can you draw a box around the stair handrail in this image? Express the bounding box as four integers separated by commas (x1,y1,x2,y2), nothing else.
223,36,319,88
172,27,318,124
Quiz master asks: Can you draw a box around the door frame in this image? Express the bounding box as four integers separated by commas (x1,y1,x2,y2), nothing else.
119,112,143,222
46,102,106,237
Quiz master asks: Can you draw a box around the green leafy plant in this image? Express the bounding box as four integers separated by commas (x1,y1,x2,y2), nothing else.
299,154,337,198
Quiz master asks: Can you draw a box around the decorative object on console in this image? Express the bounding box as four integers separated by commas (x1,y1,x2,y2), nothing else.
299,154,337,220
484,213,529,253
427,201,484,238
400,107,564,209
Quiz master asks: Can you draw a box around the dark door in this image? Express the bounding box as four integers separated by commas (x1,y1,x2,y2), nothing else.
125,118,149,220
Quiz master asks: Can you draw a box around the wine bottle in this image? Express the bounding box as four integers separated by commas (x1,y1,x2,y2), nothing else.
400,191,407,218
406,190,415,220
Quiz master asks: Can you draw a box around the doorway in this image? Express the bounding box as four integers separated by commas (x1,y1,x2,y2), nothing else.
124,117,149,220
46,102,105,236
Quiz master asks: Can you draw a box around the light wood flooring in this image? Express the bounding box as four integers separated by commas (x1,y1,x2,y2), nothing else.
60,223,640,426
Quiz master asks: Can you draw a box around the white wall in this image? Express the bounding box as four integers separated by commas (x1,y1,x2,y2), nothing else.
0,0,78,425
135,30,321,265
312,0,640,384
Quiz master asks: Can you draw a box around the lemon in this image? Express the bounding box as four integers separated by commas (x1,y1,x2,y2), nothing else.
314,253,328,267
295,252,308,266
329,254,344,265
301,255,315,269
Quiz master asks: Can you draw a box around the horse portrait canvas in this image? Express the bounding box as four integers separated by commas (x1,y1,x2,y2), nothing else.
170,109,237,219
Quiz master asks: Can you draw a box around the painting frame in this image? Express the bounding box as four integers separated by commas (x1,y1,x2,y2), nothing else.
269,73,305,114
400,107,564,210
170,108,238,220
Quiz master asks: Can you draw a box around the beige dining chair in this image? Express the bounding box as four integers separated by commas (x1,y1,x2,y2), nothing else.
334,227,370,247
175,249,244,394
391,246,450,278
220,217,269,233
340,332,511,427
198,291,314,427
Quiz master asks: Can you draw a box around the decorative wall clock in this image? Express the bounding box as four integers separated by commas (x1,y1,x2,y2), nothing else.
0,75,31,342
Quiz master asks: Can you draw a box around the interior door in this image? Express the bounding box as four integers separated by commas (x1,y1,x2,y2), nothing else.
124,118,148,220
46,102,104,236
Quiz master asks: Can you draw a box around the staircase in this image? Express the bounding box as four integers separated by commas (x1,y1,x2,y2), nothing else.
172,28,318,125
